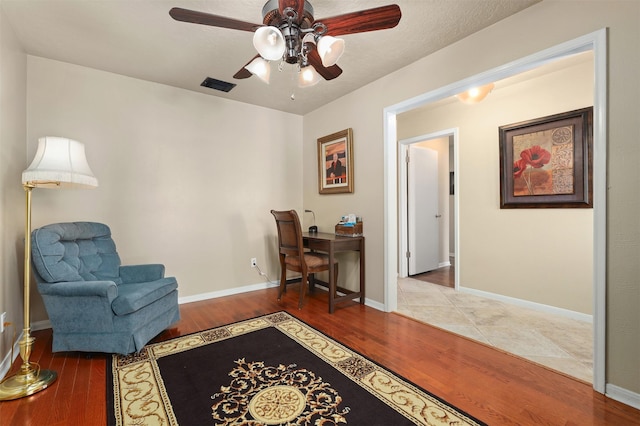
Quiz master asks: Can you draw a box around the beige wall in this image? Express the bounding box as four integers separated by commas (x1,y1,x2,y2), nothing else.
0,8,27,369
398,56,593,314
25,56,303,320
303,1,639,394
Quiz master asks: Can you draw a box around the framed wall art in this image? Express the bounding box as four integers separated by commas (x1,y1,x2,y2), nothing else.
499,107,593,208
317,128,354,194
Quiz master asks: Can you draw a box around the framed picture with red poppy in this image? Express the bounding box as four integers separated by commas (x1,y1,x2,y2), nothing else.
317,128,354,194
499,107,593,208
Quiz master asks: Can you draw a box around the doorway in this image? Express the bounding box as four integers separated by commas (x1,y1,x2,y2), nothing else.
382,30,607,392
398,131,457,285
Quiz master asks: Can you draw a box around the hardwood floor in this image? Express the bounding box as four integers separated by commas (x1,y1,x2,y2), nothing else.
411,260,454,287
1,285,638,425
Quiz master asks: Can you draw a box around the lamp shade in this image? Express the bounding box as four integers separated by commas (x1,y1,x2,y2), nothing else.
298,65,321,87
245,57,271,84
22,136,98,189
253,26,285,61
317,35,345,67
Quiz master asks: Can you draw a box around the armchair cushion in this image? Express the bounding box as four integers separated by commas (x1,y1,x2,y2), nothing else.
112,278,178,316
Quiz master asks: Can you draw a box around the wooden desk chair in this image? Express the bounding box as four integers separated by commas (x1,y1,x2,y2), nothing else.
270,209,338,309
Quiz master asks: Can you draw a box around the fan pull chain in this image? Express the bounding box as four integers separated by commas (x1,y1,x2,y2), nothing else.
290,62,298,101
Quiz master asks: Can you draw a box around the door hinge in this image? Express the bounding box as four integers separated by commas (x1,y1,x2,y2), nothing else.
405,152,410,163
406,251,411,258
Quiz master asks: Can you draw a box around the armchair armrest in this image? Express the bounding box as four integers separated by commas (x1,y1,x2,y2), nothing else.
37,280,118,300
36,280,119,333
119,264,165,284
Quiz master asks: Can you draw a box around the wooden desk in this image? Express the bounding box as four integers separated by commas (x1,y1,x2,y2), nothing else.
302,232,365,313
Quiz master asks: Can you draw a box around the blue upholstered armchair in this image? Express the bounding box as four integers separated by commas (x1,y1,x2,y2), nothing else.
30,222,180,354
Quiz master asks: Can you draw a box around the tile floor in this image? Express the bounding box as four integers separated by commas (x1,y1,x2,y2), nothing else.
396,276,593,383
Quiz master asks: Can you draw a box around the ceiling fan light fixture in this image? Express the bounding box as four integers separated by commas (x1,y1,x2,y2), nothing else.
456,83,495,104
253,26,285,61
298,65,321,87
317,35,345,67
169,3,402,87
245,57,271,84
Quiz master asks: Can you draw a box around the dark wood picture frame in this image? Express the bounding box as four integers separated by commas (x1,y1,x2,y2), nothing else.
499,107,593,209
317,128,354,194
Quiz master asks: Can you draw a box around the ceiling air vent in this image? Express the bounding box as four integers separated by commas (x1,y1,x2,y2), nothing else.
200,77,236,92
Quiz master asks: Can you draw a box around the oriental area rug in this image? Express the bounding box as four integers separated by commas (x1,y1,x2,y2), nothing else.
107,312,486,425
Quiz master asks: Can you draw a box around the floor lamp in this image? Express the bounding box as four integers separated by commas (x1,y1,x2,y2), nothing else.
0,136,98,401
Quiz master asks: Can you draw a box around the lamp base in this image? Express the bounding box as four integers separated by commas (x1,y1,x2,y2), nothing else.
0,367,57,401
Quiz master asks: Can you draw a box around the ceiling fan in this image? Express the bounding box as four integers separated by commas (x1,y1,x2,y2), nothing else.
169,1,401,87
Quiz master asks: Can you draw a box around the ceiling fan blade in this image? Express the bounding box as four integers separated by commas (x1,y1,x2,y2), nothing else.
278,0,305,25
169,7,261,32
307,48,342,80
233,55,262,79
315,4,401,36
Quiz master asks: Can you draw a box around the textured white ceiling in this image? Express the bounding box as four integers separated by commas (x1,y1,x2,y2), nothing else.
1,0,540,115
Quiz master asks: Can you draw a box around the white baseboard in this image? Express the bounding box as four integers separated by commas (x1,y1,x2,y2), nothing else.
364,297,385,311
459,286,593,323
181,280,383,311
606,384,640,410
0,334,22,381
178,281,278,304
438,260,451,268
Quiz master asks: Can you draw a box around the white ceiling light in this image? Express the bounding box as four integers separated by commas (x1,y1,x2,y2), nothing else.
316,35,345,67
245,57,271,83
253,26,286,61
456,83,495,104
298,65,321,87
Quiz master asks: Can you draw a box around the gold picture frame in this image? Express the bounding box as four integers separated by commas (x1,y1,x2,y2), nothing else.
317,128,354,194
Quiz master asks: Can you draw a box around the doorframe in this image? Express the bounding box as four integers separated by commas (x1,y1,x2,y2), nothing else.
382,29,607,393
398,129,459,288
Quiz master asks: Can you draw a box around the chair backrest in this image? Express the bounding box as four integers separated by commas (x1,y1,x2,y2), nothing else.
270,210,305,259
31,222,122,284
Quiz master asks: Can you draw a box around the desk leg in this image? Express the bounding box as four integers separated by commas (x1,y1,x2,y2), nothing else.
328,245,336,314
359,239,365,304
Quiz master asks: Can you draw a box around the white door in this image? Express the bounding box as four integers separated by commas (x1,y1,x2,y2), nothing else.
408,145,439,275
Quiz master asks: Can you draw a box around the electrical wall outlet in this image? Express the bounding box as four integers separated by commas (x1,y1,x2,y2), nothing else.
0,312,6,333
251,258,257,267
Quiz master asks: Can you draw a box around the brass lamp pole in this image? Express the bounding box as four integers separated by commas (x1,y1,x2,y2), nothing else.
0,184,57,399
0,137,97,400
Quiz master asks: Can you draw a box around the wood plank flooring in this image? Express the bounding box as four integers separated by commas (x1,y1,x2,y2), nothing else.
411,261,454,287
0,285,638,425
